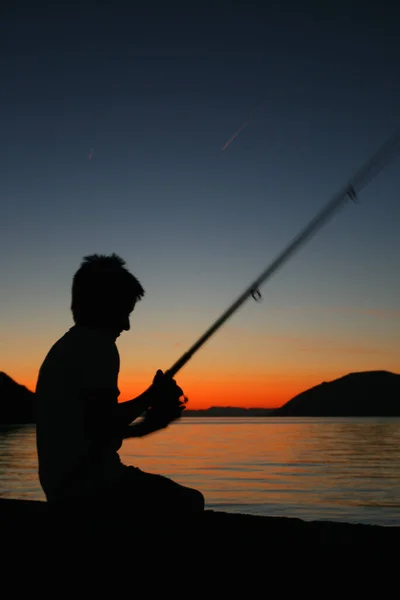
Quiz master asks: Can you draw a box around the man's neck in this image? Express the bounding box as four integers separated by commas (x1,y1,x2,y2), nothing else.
73,324,119,341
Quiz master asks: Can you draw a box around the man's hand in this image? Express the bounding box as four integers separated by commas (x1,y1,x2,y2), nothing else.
117,369,189,438
144,369,187,428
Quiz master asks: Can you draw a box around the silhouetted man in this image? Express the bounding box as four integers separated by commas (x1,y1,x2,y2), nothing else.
35,254,204,531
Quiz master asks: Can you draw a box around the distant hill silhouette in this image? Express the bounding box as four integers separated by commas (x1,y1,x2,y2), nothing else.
183,407,275,417
0,372,35,424
274,371,400,417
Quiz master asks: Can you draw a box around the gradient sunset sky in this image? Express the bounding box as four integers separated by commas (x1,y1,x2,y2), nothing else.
1,2,399,409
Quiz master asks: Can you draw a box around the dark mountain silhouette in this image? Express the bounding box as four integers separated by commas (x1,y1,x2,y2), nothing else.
0,372,35,424
274,370,400,416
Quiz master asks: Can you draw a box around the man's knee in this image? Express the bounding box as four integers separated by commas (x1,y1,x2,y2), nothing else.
188,487,205,513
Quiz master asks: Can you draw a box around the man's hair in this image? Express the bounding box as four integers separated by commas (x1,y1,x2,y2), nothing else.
71,253,145,325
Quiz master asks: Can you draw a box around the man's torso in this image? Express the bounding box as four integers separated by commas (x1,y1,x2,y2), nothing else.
35,326,126,502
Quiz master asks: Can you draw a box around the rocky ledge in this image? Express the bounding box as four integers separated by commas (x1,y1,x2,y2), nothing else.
1,498,398,545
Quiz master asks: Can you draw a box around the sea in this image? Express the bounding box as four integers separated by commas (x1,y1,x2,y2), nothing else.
1,417,400,526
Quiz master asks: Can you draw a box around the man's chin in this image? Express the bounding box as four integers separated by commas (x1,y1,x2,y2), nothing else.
106,328,121,340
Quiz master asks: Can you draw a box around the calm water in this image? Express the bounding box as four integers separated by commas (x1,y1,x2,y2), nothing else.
1,417,400,526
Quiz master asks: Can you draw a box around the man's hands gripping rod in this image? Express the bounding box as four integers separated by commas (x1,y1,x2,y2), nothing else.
142,369,188,431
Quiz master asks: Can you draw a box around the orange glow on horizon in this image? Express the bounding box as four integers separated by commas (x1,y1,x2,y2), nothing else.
9,350,400,411
116,371,329,409
17,367,326,409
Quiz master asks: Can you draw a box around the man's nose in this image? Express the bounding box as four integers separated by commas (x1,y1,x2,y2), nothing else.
123,317,130,331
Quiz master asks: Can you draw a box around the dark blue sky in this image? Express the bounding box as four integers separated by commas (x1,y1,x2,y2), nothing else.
1,1,399,404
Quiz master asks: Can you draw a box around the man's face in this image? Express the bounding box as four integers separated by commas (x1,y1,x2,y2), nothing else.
111,301,136,339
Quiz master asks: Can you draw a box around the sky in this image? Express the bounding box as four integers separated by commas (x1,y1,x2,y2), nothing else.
1,1,399,409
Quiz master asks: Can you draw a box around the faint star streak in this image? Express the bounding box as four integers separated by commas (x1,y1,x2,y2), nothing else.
221,120,249,151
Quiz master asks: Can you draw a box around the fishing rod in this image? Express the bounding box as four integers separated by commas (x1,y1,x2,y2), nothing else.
165,132,400,379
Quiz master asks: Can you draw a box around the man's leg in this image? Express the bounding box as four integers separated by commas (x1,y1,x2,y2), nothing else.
115,466,205,517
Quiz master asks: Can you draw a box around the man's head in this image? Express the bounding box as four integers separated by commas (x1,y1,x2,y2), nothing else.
71,254,145,337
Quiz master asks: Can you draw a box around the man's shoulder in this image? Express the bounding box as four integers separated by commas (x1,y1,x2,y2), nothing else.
37,327,120,391
73,326,120,366
41,327,117,369
55,326,117,351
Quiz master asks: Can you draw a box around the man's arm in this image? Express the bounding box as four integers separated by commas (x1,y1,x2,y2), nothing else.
114,369,186,427
121,402,185,438
114,388,154,426
121,418,170,438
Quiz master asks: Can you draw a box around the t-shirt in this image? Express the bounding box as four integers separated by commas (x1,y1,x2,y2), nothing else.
35,325,127,503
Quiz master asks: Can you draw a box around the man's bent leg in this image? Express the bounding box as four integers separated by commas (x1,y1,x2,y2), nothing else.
114,467,205,518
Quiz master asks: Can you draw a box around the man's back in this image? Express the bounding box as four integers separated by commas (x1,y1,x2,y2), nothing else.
35,325,126,503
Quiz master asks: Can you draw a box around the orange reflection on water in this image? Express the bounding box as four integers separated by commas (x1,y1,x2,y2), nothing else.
121,417,400,520
2,419,400,525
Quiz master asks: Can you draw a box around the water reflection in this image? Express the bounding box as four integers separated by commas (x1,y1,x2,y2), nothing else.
0,425,45,501
1,418,399,525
